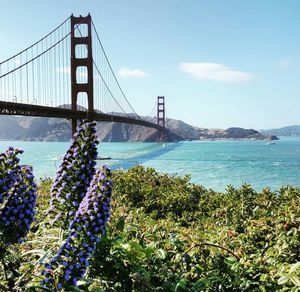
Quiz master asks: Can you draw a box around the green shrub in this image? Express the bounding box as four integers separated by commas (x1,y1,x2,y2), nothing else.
1,164,299,291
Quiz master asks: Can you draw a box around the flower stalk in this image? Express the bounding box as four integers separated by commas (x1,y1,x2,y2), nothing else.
41,165,112,289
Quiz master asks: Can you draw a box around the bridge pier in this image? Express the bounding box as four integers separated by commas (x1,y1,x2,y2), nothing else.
72,118,77,135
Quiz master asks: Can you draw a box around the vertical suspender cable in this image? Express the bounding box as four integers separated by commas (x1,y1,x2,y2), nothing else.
19,54,22,103
26,50,29,104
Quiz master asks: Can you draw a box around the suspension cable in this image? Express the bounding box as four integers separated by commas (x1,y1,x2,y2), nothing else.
92,54,127,114
91,20,142,119
0,19,86,79
75,26,127,114
0,17,70,66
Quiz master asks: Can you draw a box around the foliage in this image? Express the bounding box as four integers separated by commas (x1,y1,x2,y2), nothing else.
0,156,299,291
87,166,300,291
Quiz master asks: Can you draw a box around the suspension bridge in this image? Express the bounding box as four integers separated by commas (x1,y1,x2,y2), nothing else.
0,14,167,138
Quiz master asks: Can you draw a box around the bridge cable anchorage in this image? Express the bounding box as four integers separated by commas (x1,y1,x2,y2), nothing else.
75,25,127,115
91,20,142,119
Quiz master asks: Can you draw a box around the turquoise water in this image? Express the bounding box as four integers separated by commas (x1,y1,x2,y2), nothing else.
0,138,299,191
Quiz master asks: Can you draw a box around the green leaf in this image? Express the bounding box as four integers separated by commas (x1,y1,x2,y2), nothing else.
224,256,236,265
278,276,289,285
116,217,125,232
260,274,268,282
291,276,300,287
157,249,166,259
36,250,50,265
68,287,83,292
77,280,86,286
258,285,267,292
22,249,46,257
144,247,155,258
175,278,188,291
121,243,130,251
289,262,300,274
26,286,52,291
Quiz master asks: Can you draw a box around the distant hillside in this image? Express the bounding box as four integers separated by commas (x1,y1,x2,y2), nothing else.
0,116,180,142
0,116,70,141
261,125,300,137
0,115,277,142
164,119,277,141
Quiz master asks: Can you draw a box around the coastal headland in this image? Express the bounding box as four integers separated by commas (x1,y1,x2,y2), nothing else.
0,115,278,142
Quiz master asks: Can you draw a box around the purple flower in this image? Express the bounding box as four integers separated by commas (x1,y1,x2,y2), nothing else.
46,120,99,228
0,165,36,244
0,147,22,205
42,166,112,289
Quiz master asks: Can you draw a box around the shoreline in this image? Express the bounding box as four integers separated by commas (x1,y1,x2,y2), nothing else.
0,136,288,143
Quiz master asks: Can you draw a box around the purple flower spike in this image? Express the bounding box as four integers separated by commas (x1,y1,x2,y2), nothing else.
46,120,99,228
42,166,112,290
0,166,36,244
0,147,22,205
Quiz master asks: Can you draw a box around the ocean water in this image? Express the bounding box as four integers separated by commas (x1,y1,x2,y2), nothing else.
0,138,299,191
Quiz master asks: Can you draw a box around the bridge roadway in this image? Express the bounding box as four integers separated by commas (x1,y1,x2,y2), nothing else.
0,101,165,131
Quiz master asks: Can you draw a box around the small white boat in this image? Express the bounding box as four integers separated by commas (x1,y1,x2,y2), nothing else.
266,142,276,145
96,156,111,160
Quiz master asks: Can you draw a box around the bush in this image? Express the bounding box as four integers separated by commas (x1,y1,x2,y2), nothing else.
0,149,299,291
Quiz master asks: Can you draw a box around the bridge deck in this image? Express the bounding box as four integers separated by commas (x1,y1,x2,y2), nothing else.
0,101,164,130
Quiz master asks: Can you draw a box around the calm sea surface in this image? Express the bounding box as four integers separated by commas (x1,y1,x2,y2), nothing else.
0,138,299,191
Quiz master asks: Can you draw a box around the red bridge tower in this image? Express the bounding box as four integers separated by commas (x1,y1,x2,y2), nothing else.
157,96,165,128
70,14,94,134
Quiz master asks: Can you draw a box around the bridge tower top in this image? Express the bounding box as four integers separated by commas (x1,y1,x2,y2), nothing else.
157,96,165,128
70,14,94,134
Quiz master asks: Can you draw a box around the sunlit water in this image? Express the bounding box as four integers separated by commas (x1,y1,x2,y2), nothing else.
0,138,299,191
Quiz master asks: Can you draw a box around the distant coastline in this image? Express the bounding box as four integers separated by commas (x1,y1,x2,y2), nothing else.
0,115,281,142
260,125,300,137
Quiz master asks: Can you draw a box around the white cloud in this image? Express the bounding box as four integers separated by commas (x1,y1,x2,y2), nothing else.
119,68,149,78
277,58,291,69
180,62,253,82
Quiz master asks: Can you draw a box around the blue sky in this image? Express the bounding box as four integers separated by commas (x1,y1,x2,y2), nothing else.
1,0,300,129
